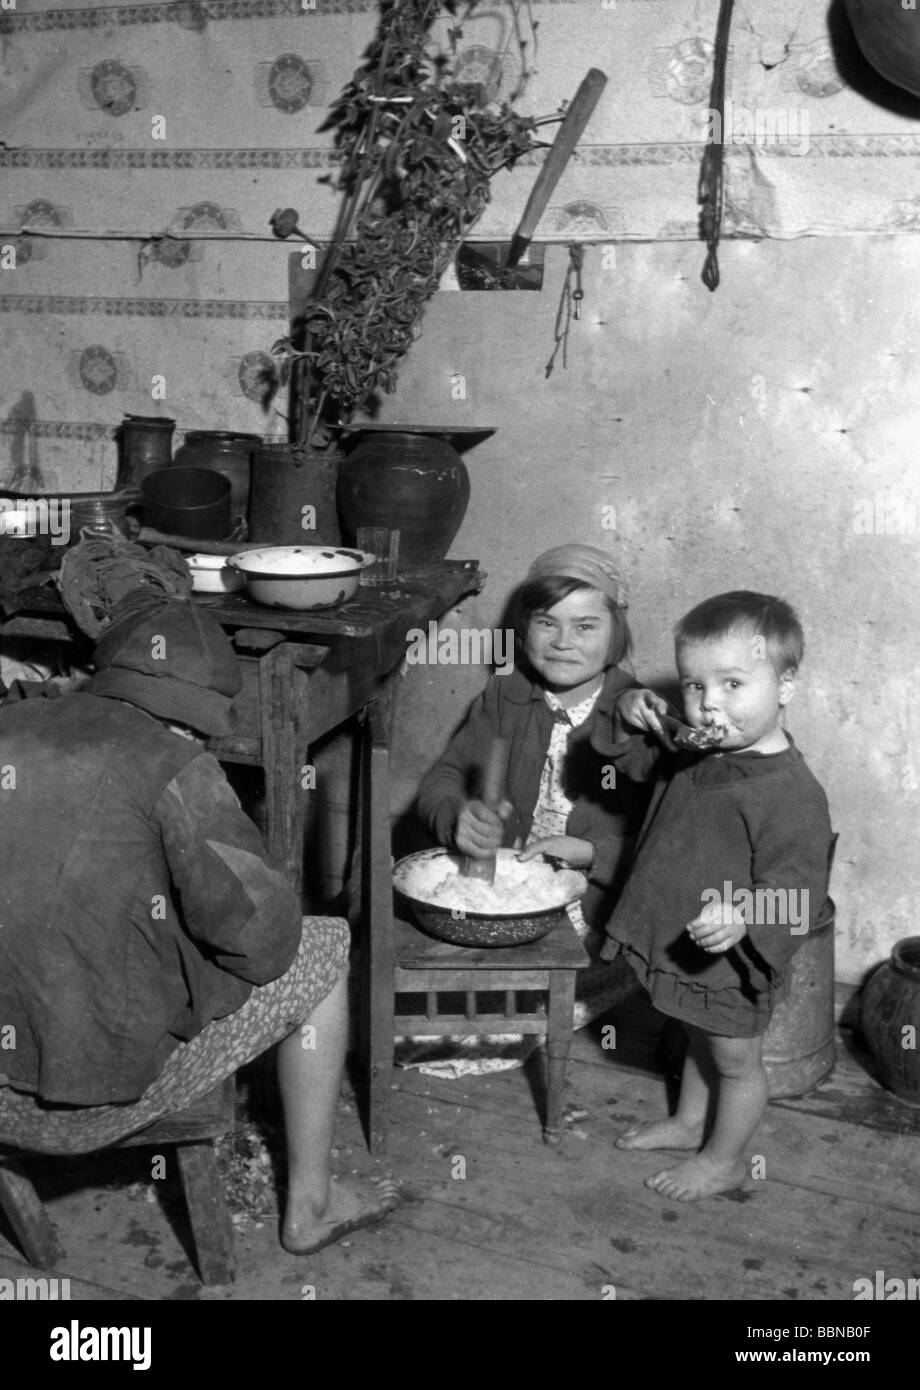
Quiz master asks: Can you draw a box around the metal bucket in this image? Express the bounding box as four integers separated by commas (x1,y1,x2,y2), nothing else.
762,898,836,1098
662,898,837,1099
247,443,342,546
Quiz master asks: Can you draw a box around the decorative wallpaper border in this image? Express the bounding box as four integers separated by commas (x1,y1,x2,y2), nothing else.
0,150,336,171
0,419,117,441
0,1,375,34
0,0,610,33
0,295,288,318
4,136,920,174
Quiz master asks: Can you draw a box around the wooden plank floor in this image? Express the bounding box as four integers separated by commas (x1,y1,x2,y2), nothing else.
1,1001,917,1303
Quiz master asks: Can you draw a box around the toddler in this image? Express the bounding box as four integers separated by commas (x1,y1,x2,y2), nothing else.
593,590,834,1200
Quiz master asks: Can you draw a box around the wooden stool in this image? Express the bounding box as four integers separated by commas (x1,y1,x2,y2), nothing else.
357,705,590,1154
0,1076,237,1285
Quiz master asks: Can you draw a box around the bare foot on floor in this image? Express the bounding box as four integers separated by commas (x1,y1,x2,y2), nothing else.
644,1154,747,1201
281,1174,401,1255
615,1117,703,1151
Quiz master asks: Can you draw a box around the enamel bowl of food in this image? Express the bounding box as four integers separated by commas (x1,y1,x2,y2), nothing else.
226,546,372,610
185,553,245,594
392,848,587,947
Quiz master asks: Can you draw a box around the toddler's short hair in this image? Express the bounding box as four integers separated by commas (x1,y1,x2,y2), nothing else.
513,575,631,668
675,591,804,674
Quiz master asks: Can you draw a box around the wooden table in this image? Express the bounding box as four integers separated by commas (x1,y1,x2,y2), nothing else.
0,560,483,896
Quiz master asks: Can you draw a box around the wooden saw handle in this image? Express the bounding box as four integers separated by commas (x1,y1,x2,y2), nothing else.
506,67,608,268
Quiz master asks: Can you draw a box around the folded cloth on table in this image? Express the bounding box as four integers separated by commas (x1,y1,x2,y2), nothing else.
58,533,192,639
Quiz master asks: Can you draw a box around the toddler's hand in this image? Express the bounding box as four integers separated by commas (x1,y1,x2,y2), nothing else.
615,688,671,740
686,900,747,953
454,798,512,858
517,836,594,870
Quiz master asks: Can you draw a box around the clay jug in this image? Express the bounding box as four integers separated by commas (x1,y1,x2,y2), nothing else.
172,431,260,526
117,415,175,488
337,428,470,566
860,937,920,1105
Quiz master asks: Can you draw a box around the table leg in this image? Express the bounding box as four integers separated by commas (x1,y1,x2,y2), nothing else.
544,970,577,1145
258,644,306,898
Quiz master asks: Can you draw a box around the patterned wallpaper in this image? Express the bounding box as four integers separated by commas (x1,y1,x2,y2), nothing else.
1,0,918,491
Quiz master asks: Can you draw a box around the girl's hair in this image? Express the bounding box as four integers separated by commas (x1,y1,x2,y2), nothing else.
512,575,632,667
675,591,804,673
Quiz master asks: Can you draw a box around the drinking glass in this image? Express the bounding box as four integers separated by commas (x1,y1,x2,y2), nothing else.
357,527,400,585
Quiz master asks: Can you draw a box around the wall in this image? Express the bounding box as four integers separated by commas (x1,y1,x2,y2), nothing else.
2,0,918,982
384,236,920,986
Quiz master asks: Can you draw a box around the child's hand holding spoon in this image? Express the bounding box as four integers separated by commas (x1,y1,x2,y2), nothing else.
614,688,674,744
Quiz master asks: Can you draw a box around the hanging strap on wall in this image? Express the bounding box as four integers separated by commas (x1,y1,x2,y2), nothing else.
698,0,735,292
545,243,585,379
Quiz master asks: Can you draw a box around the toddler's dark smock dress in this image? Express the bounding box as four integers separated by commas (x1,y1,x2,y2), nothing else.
593,731,833,1038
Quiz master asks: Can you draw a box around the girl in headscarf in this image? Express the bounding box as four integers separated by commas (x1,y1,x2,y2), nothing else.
417,544,651,1028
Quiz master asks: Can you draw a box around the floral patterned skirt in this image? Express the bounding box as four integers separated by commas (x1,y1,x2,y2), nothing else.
0,917,350,1155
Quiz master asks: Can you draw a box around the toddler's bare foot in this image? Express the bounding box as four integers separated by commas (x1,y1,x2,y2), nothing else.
615,1117,703,1151
282,1174,400,1255
644,1154,747,1201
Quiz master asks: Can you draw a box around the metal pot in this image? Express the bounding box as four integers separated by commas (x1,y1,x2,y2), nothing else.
140,467,232,541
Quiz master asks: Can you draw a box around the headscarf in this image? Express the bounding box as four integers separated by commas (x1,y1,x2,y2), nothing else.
527,544,628,609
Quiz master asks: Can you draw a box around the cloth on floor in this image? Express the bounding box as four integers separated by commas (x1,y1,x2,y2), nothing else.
0,639,92,706
395,1033,539,1078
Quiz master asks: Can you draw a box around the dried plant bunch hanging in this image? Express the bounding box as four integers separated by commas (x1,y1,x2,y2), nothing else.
270,0,546,446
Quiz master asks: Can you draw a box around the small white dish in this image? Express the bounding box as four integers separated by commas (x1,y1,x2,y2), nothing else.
186,553,245,593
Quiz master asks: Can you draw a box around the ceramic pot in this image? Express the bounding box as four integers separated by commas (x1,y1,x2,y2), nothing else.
172,431,260,524
337,428,470,567
845,0,920,97
860,937,920,1105
247,443,342,546
117,415,176,488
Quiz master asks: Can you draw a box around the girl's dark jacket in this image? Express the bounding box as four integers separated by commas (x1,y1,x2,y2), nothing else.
416,664,651,929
